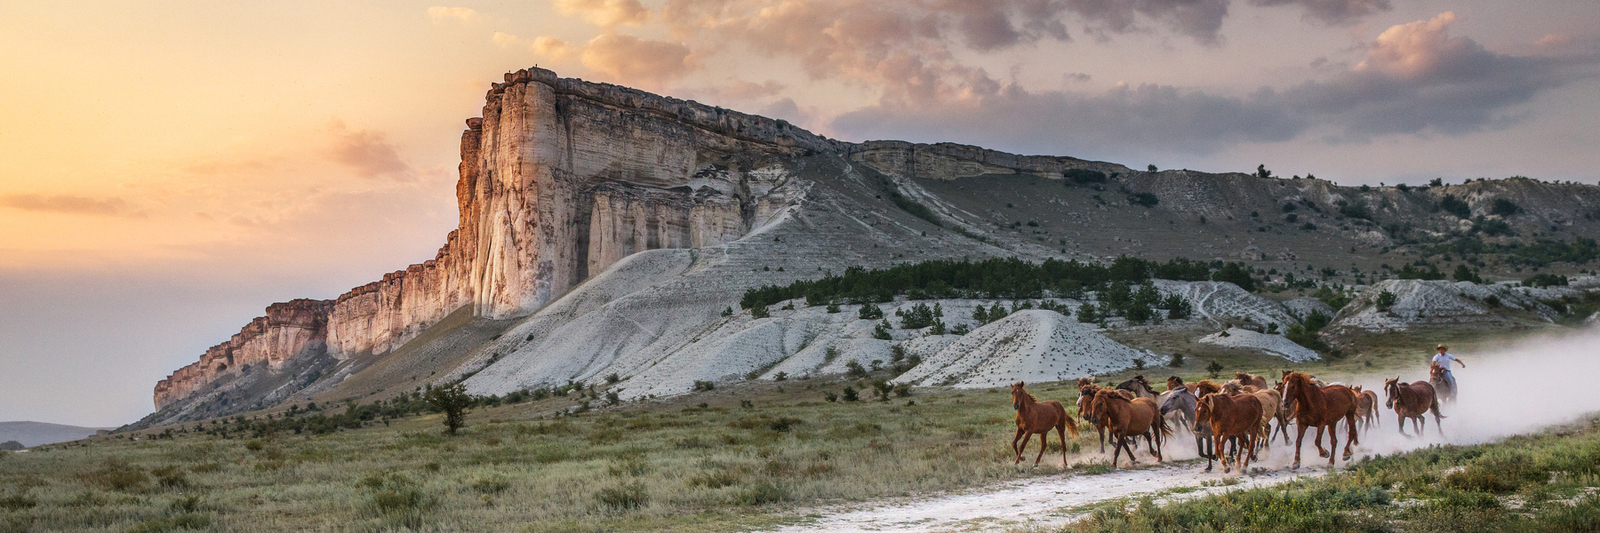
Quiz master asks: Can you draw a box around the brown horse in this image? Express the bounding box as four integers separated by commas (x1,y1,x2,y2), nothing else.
1272,380,1294,445
1351,386,1380,431
1383,378,1445,437
1077,384,1105,453
1281,372,1360,469
1248,388,1281,457
1430,364,1456,403
1090,389,1169,467
1010,381,1081,466
1195,392,1263,473
1234,372,1270,390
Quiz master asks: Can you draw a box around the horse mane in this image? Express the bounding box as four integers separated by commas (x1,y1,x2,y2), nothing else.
1284,372,1326,413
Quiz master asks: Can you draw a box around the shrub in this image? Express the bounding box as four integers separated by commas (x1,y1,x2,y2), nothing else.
824,392,838,402
1205,361,1224,379
1439,194,1472,218
151,465,191,490
1128,192,1159,207
842,386,860,402
1168,353,1185,368
1064,168,1107,184
424,383,472,435
872,320,893,340
845,360,867,378
774,371,787,382
361,472,434,529
1489,198,1521,217
595,481,649,510
81,458,148,492
858,303,883,320
734,480,788,505
1132,358,1146,370
692,380,715,392
1376,290,1397,311
1524,273,1569,287
751,305,770,319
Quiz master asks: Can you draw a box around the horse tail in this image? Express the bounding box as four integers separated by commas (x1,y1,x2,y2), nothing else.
1059,406,1082,437
1430,393,1447,419
1156,412,1173,438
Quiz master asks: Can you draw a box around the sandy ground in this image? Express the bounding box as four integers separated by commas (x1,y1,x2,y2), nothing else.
771,458,1317,532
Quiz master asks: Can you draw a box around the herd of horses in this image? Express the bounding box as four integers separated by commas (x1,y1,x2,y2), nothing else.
1009,365,1456,473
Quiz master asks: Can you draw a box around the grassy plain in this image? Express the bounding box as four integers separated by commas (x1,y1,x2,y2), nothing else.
0,324,1584,532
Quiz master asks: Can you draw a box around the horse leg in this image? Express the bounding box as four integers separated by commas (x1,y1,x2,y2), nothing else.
1057,424,1069,468
1396,413,1408,437
1240,433,1255,471
1215,435,1230,473
1313,425,1329,458
1343,415,1358,461
1432,407,1446,438
1326,422,1339,467
1292,423,1309,469
1012,427,1027,465
1110,435,1123,467
1033,432,1048,466
1097,425,1106,454
1154,426,1164,463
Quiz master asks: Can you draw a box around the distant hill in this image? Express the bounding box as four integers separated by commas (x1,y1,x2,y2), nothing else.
0,421,113,447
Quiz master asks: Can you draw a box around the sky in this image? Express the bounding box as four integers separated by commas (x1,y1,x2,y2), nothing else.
2,0,1598,426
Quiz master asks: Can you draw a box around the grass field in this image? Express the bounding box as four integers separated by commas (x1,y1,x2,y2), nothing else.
2,325,1587,532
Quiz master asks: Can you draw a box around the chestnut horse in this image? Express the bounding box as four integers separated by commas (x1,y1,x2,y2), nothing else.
1077,383,1105,453
1430,364,1456,403
1281,372,1359,469
1351,386,1380,431
1383,377,1445,437
1091,389,1169,467
1196,392,1263,473
1234,371,1270,391
1010,381,1081,466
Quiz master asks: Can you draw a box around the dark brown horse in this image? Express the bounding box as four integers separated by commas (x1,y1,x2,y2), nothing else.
1010,381,1081,466
1351,386,1380,431
1383,377,1445,437
1090,389,1169,467
1430,364,1456,403
1195,392,1263,473
1281,372,1359,469
1077,383,1106,453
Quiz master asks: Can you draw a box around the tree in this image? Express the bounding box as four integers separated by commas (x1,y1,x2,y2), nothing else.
1205,360,1224,380
1376,290,1397,311
1453,265,1482,284
424,383,472,436
1255,164,1274,180
1148,164,1158,172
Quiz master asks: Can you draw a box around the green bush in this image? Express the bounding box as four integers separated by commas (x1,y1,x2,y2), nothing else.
734,480,788,506
1439,194,1472,218
424,383,472,435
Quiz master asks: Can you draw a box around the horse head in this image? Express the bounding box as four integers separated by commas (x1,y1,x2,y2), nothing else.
1194,393,1213,426
1383,377,1400,409
1076,385,1098,420
1010,381,1028,411
1166,376,1184,391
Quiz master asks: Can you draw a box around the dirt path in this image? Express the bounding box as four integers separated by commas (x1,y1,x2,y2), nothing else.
771,460,1319,532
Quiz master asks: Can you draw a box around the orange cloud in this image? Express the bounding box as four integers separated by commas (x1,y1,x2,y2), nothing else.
555,0,650,29
427,6,479,23
324,120,413,181
579,34,700,85
1357,12,1471,79
0,194,134,217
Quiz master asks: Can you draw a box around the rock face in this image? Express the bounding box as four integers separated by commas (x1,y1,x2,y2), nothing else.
154,67,835,411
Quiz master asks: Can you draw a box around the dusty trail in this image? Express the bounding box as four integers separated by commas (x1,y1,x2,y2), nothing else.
773,327,1600,532
772,460,1316,532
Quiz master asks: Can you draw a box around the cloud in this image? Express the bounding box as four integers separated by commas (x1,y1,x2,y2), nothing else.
555,0,650,29
1247,0,1390,25
697,78,786,101
426,6,478,23
831,12,1600,156
578,34,699,85
0,194,133,217
324,120,413,180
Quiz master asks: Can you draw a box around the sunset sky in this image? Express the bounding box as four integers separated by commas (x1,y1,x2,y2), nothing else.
3,0,1599,426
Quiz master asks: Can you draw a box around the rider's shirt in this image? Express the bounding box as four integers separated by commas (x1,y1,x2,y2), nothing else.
1431,352,1458,370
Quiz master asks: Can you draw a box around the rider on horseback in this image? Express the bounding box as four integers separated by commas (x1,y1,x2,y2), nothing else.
1432,344,1465,392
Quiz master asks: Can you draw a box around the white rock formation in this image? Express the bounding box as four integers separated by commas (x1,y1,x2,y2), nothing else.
892,310,1146,388
1198,328,1321,362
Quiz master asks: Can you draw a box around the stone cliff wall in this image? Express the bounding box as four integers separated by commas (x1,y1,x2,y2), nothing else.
153,299,332,407
153,67,838,410
845,140,1129,181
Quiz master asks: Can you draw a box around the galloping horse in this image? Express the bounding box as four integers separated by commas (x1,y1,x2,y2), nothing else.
1234,371,1270,391
1077,383,1106,453
1090,389,1169,467
1281,372,1359,469
1384,377,1446,437
1430,364,1456,403
1160,387,1217,469
1010,381,1081,466
1351,386,1380,431
1115,375,1161,400
1195,392,1264,473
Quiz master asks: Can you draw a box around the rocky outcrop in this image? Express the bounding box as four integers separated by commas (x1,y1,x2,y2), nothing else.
153,67,840,411
153,299,331,407
847,140,1126,181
